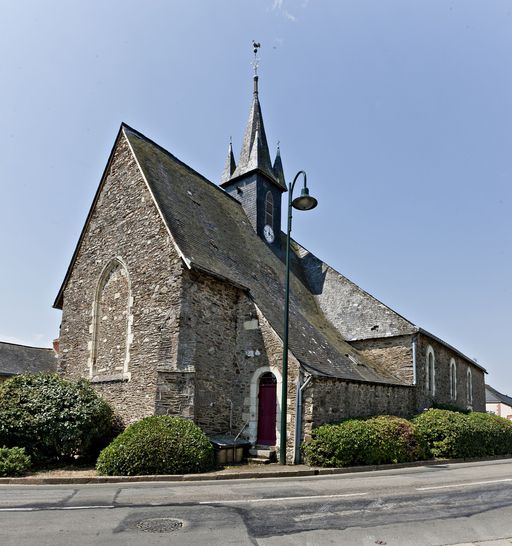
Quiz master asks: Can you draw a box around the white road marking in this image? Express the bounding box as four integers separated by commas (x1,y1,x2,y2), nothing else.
199,492,369,504
0,505,115,512
417,478,512,491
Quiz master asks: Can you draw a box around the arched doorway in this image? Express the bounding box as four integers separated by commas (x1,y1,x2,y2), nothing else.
257,372,277,446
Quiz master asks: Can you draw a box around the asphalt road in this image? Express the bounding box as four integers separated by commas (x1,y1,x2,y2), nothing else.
1,459,512,545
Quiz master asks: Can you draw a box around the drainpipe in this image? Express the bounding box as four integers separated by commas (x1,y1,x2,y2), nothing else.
294,372,312,464
412,334,418,385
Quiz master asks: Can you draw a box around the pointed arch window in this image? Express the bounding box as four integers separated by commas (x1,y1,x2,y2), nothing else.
450,358,457,401
90,258,132,381
265,191,273,228
426,346,435,396
467,368,473,406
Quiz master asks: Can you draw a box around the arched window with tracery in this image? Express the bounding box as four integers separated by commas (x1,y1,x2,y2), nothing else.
265,191,273,228
426,346,435,396
450,358,457,401
91,259,131,378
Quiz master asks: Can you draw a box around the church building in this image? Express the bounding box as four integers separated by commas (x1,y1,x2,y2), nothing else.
53,66,486,463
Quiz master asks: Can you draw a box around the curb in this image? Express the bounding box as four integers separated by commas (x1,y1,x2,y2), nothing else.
1,455,511,486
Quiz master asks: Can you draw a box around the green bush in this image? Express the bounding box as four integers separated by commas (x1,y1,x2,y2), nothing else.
0,374,114,464
413,409,512,459
0,447,31,477
413,409,470,459
96,415,214,476
464,412,512,457
303,415,424,467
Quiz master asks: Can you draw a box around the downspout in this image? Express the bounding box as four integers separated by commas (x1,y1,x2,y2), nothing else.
412,333,418,385
294,372,312,464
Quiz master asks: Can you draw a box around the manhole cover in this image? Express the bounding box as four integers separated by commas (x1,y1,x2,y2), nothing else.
136,518,184,533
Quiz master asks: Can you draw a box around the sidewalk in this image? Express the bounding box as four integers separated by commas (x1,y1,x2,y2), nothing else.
1,455,512,485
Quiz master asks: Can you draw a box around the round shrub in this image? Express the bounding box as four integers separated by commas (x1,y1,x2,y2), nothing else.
303,415,424,468
0,447,31,477
0,374,114,464
96,415,214,476
413,409,471,459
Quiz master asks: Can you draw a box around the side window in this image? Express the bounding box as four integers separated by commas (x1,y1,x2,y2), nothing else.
450,359,457,401
265,191,273,228
426,346,435,396
467,368,473,406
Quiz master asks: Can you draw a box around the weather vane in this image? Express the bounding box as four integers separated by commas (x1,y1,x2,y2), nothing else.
252,40,261,76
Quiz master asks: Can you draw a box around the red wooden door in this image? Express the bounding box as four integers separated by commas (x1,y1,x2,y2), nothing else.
257,373,277,445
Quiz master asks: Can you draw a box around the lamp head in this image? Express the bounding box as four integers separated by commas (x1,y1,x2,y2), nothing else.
292,186,318,211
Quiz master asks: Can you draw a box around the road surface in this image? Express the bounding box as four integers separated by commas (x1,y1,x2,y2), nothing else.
1,459,512,545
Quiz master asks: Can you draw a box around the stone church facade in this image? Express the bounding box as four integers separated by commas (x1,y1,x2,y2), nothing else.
54,72,486,463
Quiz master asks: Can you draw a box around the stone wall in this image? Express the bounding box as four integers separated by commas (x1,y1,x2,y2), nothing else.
306,378,417,436
58,134,184,425
351,335,414,384
167,268,300,462
415,333,486,412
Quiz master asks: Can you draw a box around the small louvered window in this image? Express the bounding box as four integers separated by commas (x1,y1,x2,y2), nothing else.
265,191,273,227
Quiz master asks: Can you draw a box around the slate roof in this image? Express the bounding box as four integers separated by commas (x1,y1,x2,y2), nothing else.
121,124,403,384
0,342,57,377
486,384,512,407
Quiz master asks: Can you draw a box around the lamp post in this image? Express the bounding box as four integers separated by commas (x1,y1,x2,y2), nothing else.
280,170,318,465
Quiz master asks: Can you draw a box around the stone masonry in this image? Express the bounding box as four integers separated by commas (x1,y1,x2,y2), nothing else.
58,135,184,424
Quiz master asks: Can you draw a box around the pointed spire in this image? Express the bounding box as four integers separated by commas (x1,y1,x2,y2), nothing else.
220,42,286,191
220,139,236,184
272,142,286,189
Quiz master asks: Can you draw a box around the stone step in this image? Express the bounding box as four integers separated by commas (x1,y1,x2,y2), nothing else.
248,447,277,462
247,457,271,465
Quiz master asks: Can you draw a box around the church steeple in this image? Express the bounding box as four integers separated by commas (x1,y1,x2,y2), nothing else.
220,42,285,249
220,44,286,191
224,75,285,190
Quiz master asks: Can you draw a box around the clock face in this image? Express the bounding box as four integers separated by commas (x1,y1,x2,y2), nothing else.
263,224,275,243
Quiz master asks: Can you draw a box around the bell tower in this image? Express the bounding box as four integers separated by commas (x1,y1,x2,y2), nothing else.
220,43,286,249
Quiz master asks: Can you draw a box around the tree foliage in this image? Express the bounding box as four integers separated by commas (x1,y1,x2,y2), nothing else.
0,374,114,464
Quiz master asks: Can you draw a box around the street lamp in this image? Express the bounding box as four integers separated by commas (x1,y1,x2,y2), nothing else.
280,170,318,465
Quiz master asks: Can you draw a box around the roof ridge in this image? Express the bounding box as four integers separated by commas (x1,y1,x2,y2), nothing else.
0,341,53,351
121,123,242,206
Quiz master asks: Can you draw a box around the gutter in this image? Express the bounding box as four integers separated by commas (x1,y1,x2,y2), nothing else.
294,371,312,464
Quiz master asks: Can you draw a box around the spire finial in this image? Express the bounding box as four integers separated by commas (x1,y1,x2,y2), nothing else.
252,40,261,77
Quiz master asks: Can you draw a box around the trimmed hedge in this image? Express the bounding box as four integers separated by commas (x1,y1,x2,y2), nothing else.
96,415,214,476
0,374,114,464
303,410,512,468
0,447,31,477
303,415,425,467
413,409,512,459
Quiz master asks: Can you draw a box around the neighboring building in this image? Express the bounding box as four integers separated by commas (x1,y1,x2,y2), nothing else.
486,385,512,420
0,341,57,382
53,70,486,462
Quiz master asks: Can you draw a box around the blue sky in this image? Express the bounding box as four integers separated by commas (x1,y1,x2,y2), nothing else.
1,1,511,393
